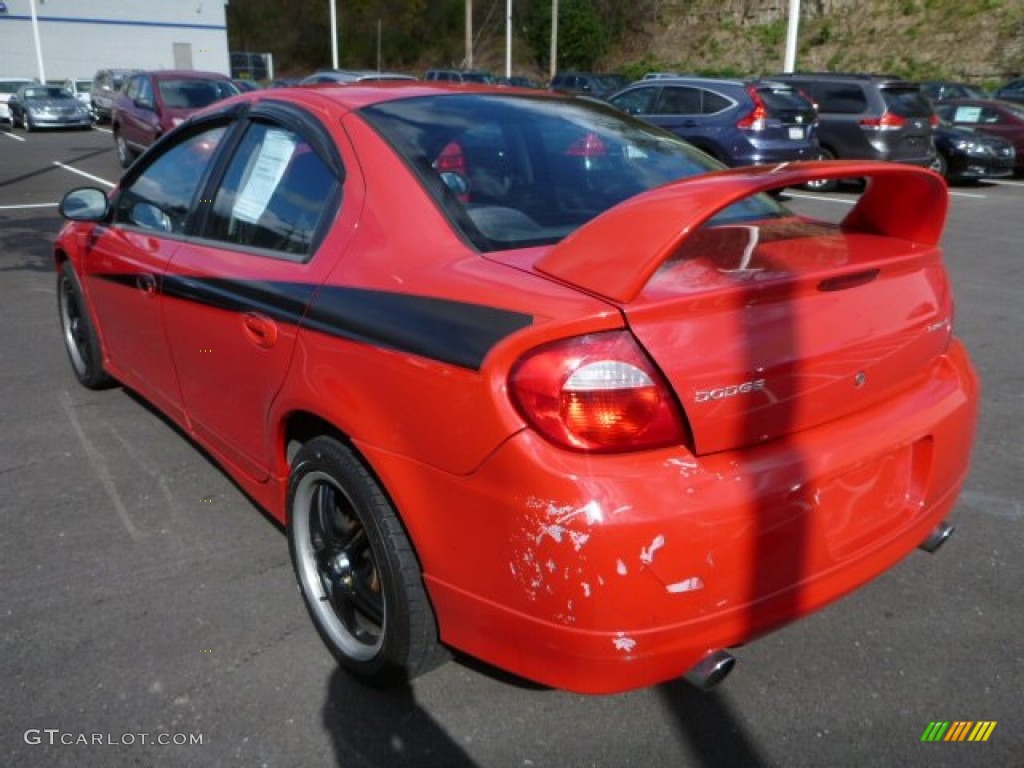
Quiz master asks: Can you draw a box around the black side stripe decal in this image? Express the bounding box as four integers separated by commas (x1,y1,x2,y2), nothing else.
94,273,533,371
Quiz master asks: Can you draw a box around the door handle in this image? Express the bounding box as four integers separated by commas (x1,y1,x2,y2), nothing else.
241,312,278,349
135,273,157,297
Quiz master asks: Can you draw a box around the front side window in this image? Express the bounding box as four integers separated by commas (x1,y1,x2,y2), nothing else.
609,87,658,116
202,121,340,260
115,125,228,234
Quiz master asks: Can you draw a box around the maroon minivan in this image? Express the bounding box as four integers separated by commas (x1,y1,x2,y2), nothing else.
111,70,238,167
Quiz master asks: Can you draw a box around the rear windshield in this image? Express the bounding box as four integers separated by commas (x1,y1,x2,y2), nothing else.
158,79,238,108
359,93,785,251
881,87,933,117
756,84,816,116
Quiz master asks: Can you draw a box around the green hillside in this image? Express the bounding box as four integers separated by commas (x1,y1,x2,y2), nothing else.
228,0,1024,86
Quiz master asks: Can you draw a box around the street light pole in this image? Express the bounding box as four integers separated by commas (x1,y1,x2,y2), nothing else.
29,0,46,82
549,0,558,83
466,0,473,69
784,0,800,73
330,0,339,69
505,0,512,79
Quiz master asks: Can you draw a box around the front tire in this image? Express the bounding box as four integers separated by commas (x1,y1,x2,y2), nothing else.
21,113,33,132
57,261,113,389
288,437,445,685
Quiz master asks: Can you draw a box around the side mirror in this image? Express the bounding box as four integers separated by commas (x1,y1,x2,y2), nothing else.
130,202,172,233
59,188,109,221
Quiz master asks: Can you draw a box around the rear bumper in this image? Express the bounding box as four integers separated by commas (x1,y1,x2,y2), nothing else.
365,340,979,693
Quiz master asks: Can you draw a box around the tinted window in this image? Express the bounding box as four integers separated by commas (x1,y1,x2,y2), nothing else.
881,87,932,117
757,85,814,114
814,84,867,114
701,90,732,114
116,126,228,234
360,94,784,251
204,122,340,259
158,79,237,109
656,87,701,114
609,87,658,115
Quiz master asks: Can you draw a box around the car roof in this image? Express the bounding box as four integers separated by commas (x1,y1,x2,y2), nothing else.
141,69,232,80
226,81,565,116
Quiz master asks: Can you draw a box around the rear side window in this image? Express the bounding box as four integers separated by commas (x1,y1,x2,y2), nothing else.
656,86,701,115
810,84,868,114
203,122,340,260
701,90,732,114
881,87,932,117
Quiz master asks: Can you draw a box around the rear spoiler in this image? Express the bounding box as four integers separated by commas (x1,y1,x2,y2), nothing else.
535,161,947,304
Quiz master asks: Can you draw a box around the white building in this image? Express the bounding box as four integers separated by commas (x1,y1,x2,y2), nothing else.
0,0,230,82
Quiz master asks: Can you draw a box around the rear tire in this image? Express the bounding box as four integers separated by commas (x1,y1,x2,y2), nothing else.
288,436,446,685
803,148,838,192
57,262,114,390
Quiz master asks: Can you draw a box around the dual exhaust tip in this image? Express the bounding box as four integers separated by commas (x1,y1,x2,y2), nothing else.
683,521,954,691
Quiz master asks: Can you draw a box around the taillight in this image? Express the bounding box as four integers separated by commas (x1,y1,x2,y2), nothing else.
509,331,688,453
566,132,608,157
859,112,906,131
929,113,939,128
737,87,768,131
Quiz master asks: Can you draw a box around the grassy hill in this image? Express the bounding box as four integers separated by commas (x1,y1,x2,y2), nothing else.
228,0,1024,87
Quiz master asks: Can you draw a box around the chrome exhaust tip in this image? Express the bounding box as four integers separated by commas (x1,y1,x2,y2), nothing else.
919,521,955,554
684,650,736,691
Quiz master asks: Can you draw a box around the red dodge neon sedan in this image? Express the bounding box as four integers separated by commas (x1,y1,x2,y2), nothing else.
54,83,978,694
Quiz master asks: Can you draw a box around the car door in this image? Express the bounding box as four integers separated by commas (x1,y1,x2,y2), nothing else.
119,74,160,151
161,106,352,481
82,121,231,420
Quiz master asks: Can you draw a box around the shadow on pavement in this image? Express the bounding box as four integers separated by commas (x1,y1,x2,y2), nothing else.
323,667,477,768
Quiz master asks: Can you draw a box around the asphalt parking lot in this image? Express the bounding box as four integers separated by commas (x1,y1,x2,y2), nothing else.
1,125,1021,768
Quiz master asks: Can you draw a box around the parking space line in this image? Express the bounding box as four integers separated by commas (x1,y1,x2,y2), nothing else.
785,192,856,205
52,161,116,188
2,131,26,142
0,202,58,210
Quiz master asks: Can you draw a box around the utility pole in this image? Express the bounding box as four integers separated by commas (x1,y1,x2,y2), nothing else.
506,0,512,79
549,0,558,83
466,0,473,69
784,0,800,73
330,0,339,69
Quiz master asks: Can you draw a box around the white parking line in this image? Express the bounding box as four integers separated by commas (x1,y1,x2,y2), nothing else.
92,125,112,134
785,192,856,205
1,130,26,142
0,202,58,210
52,161,116,188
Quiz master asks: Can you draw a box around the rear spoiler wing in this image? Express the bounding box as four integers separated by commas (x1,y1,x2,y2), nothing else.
535,161,947,304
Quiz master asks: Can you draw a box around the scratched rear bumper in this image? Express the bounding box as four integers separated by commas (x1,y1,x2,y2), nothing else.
365,341,978,693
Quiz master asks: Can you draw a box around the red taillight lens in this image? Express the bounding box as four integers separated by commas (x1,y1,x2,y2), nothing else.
509,332,688,453
859,112,906,131
737,87,769,131
566,132,609,157
929,113,939,128
434,141,466,173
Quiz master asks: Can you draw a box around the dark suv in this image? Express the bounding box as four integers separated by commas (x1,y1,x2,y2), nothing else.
549,72,626,99
772,73,937,190
607,77,819,167
111,70,238,167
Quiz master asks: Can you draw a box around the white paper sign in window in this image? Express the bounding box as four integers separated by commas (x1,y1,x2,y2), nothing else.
232,128,297,224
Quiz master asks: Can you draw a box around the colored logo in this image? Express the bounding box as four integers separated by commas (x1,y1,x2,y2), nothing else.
921,721,997,742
